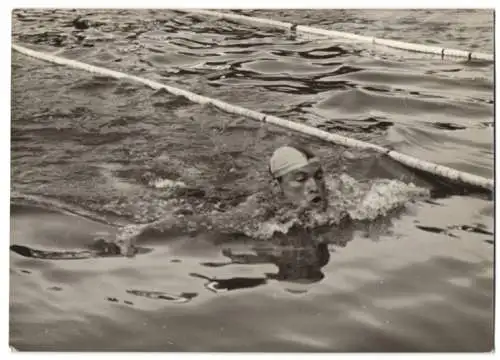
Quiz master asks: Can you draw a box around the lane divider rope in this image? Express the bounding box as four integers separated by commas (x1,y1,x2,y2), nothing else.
12,44,493,191
178,9,493,62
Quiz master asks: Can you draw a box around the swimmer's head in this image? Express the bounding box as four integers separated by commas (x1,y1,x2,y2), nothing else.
269,145,328,211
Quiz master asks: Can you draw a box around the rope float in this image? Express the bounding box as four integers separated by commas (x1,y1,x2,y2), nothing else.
12,44,493,191
177,9,494,62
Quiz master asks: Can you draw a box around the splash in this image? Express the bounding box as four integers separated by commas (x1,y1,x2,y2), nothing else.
216,173,430,240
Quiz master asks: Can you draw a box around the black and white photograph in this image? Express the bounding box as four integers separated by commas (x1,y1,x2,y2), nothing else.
8,4,495,353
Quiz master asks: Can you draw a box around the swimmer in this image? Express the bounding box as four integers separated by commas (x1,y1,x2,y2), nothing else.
114,144,332,257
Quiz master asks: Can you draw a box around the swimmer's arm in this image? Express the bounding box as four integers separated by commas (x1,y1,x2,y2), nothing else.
115,211,233,256
116,195,263,256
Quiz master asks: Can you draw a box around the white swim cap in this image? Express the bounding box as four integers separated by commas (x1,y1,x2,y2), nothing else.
269,146,319,179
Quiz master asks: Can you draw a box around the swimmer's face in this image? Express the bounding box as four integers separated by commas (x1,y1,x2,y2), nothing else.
278,162,328,211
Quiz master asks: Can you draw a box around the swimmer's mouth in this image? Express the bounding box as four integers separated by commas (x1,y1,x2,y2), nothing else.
310,196,322,204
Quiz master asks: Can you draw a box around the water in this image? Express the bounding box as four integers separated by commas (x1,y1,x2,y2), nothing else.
10,9,494,351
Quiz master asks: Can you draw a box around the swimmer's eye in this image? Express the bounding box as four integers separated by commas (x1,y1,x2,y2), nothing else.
294,172,307,182
314,170,324,180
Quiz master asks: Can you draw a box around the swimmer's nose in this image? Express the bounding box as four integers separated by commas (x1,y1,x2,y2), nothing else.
305,177,319,194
